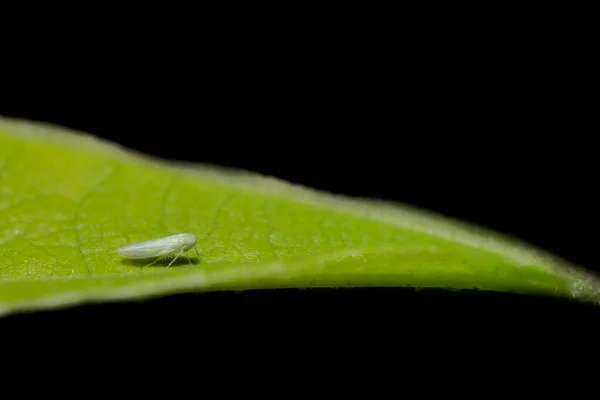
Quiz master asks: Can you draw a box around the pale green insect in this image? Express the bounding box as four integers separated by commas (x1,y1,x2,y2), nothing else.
118,233,200,267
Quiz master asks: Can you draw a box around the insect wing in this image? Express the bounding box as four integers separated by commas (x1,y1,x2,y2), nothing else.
118,236,181,258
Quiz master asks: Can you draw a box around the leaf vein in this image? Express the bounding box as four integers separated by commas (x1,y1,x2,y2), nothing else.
72,167,117,275
158,176,177,233
204,193,236,241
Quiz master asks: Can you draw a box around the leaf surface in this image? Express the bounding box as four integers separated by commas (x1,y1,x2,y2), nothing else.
1,116,598,316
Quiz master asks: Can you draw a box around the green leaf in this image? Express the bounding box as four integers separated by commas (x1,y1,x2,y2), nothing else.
0,116,599,317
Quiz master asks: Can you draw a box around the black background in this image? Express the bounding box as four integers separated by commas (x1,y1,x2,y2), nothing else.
1,12,598,351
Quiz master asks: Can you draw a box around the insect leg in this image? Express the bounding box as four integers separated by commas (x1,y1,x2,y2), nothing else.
194,246,200,256
167,250,183,268
143,257,163,268
186,251,192,265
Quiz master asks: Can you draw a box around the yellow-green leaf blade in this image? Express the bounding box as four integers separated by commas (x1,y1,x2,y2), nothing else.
0,116,598,317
